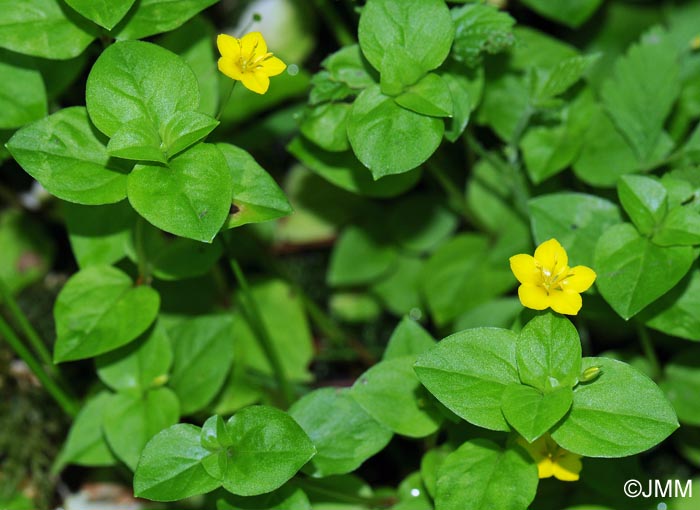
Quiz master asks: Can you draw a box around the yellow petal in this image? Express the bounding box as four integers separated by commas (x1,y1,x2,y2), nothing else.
548,289,582,315
217,34,240,60
217,57,243,81
552,453,582,482
518,284,550,311
241,70,270,94
510,254,541,285
240,31,267,59
534,239,568,274
259,55,287,77
562,265,596,293
537,458,555,479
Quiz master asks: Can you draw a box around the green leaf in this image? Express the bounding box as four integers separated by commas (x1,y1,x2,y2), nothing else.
643,267,700,341
594,223,694,319
218,143,292,229
371,255,424,316
287,137,421,198
107,118,166,164
385,194,458,253
321,44,377,90
85,40,199,138
529,192,622,268
395,73,454,118
617,174,668,235
653,206,700,246
347,85,444,178
0,49,46,129
127,143,232,243
216,484,312,510
661,348,700,426
134,424,220,501
379,43,425,96
519,0,603,28
551,357,678,457
111,0,218,40
501,385,573,443
352,356,443,438
451,3,515,66
234,279,314,382
532,54,599,104
600,31,680,163
0,0,96,58
383,317,436,361
6,107,129,205
358,0,454,73
517,313,582,392
301,103,351,152
441,67,481,142
436,439,538,510
162,111,219,158
475,72,530,143
53,265,160,362
289,388,393,477
327,225,397,286
64,0,135,30
168,315,235,415
96,322,172,394
421,234,514,326
53,392,116,471
103,387,180,470
414,328,519,431
222,406,316,496
329,292,381,324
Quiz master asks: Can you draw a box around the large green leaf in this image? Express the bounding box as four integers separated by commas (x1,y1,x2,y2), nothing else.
7,107,130,205
103,387,180,470
0,50,46,129
127,143,232,243
436,439,538,510
111,0,218,40
0,0,96,58
358,0,453,73
600,31,680,163
352,356,443,438
65,0,135,30
53,265,160,362
347,85,444,178
594,223,694,319
643,267,700,341
414,328,519,431
617,175,668,235
168,315,235,415
289,388,393,477
134,424,220,501
551,357,678,457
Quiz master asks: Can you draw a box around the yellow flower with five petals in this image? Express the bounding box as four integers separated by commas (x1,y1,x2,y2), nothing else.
509,238,596,315
518,434,582,482
217,32,286,95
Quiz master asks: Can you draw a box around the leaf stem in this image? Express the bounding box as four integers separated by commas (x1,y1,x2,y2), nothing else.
312,0,356,47
134,217,151,285
636,323,661,380
0,315,78,417
216,80,236,122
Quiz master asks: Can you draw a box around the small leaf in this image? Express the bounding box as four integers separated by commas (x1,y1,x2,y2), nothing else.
64,0,136,30
643,268,700,341
107,118,166,163
617,174,668,235
54,265,160,362
327,224,397,286
501,385,573,443
395,73,454,118
519,0,603,28
383,317,436,361
162,111,219,158
451,3,515,66
300,103,350,152
532,54,599,103
653,206,700,246
110,0,218,40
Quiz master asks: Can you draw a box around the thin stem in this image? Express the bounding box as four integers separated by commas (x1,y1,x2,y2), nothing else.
134,217,151,285
426,162,474,224
312,0,356,47
0,316,78,417
216,80,236,121
227,255,295,407
0,278,52,366
636,323,661,380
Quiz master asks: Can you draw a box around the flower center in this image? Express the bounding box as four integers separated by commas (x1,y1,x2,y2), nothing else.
538,263,571,293
239,44,273,72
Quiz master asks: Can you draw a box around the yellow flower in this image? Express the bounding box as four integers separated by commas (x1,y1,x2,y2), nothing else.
518,434,582,482
217,32,287,95
509,238,596,315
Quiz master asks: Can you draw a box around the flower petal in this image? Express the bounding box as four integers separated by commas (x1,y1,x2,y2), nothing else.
260,55,287,77
218,57,243,81
552,452,582,482
562,265,596,293
241,69,270,94
548,289,582,315
510,254,541,285
537,458,555,479
240,31,267,59
518,284,550,310
217,34,240,60
534,239,568,275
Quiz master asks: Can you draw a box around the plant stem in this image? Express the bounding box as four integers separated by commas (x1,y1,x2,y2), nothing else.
426,162,474,224
0,278,52,366
636,323,661,380
216,80,236,122
0,316,78,417
134,217,151,285
228,257,295,407
312,0,356,46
